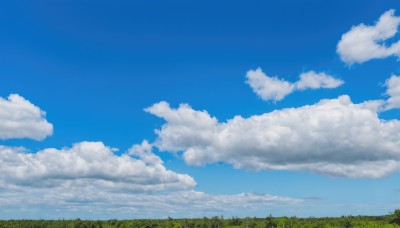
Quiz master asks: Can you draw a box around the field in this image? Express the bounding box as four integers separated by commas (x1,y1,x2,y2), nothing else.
2,211,400,228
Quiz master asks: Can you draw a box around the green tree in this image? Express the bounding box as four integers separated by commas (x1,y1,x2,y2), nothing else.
390,209,400,224
265,215,277,228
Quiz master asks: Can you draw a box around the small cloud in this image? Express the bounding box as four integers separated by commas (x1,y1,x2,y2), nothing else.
0,94,53,140
245,68,343,102
245,68,294,101
337,9,400,64
384,75,400,110
296,71,344,90
128,140,163,165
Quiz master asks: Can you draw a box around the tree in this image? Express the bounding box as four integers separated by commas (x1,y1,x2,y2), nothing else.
390,209,400,224
265,215,277,228
210,216,222,228
228,216,242,226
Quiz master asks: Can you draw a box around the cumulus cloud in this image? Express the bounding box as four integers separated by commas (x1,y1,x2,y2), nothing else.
337,9,400,64
0,93,304,218
385,75,400,110
245,68,343,101
0,141,302,218
0,94,53,140
246,68,294,101
146,96,400,178
0,141,196,192
128,140,164,165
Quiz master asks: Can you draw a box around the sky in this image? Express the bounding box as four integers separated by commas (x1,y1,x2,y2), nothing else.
1,0,400,219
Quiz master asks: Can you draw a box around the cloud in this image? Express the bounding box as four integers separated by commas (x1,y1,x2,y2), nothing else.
0,140,301,219
0,94,53,140
385,75,400,110
146,95,400,178
128,140,164,165
0,187,301,219
337,9,400,64
246,68,294,101
0,141,196,192
296,71,344,90
245,68,343,101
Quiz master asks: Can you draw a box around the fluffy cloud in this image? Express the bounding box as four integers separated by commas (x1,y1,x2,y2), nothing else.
385,75,400,110
245,68,343,101
0,94,304,219
296,71,344,90
146,96,400,178
246,68,294,101
0,141,302,218
337,9,400,64
0,141,196,192
0,94,53,140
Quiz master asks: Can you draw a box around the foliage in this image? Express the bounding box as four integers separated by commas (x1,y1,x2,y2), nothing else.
1,210,400,228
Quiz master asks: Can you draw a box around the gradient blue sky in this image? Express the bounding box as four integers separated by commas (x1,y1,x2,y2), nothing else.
1,0,400,219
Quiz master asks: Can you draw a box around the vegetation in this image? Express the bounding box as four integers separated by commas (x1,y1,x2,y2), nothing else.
2,210,400,228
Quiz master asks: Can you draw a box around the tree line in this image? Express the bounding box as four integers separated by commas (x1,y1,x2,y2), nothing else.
2,210,400,228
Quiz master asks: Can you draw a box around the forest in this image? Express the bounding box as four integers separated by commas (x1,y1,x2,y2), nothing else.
2,210,400,228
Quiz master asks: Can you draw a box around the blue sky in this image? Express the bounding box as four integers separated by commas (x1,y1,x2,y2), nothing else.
1,0,400,219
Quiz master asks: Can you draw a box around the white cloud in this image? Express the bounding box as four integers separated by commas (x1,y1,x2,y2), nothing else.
128,140,164,165
246,68,294,101
0,141,302,219
385,75,400,110
0,94,53,140
337,9,400,64
0,141,196,192
296,71,344,90
0,186,301,219
245,68,343,101
146,96,400,178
